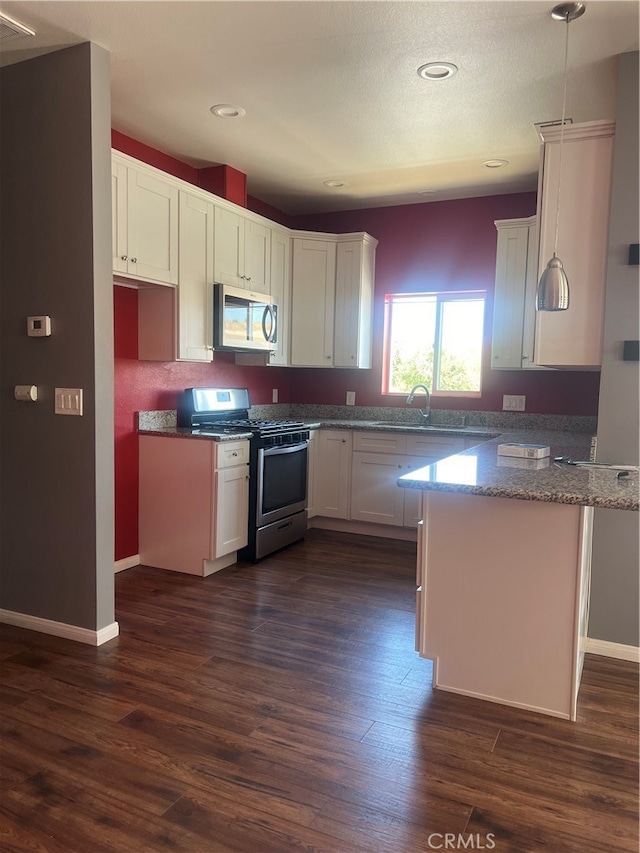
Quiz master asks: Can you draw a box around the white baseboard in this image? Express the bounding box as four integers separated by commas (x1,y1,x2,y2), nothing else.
114,554,140,573
585,637,640,663
0,609,119,647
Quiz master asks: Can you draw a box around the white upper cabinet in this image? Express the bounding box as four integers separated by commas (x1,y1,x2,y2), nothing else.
176,191,215,362
243,219,271,293
534,120,615,368
290,232,377,369
112,154,179,286
334,237,376,369
214,208,270,293
268,226,291,366
290,237,337,367
491,216,545,370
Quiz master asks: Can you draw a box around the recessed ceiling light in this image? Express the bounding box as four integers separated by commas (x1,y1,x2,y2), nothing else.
323,180,344,188
417,62,458,81
210,104,246,118
482,159,510,169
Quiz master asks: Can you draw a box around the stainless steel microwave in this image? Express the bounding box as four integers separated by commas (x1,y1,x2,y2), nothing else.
212,283,277,352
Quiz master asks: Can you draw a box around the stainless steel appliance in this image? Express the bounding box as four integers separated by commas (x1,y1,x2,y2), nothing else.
212,283,277,352
178,388,309,561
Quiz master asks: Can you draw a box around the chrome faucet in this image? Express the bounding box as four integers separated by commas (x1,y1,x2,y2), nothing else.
406,383,431,423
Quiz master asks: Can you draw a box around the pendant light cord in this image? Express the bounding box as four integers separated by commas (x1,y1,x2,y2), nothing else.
553,13,571,256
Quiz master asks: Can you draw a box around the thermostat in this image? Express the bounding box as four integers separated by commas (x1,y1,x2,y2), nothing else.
27,315,51,337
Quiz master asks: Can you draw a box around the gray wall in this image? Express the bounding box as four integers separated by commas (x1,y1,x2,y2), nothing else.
0,43,115,632
589,51,639,648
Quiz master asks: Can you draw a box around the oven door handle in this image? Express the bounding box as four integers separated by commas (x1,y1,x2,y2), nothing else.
261,441,308,457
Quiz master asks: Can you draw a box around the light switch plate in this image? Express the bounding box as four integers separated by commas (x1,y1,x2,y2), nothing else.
346,391,356,406
272,388,278,403
55,388,83,416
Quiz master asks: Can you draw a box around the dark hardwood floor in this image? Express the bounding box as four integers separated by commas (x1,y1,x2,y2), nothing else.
1,529,638,852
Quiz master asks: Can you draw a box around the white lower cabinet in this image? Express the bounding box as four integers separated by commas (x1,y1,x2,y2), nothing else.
214,463,250,556
139,436,249,576
312,429,472,531
350,432,467,528
313,430,352,518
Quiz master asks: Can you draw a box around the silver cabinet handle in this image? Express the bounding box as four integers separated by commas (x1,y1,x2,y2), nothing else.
232,451,238,457
131,257,137,263
120,255,128,261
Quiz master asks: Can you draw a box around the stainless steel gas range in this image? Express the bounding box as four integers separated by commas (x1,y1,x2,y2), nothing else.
178,388,309,561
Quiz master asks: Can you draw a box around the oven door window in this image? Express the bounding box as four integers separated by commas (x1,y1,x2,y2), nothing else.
258,443,308,525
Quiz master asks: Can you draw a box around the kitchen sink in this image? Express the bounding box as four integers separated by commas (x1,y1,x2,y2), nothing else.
371,421,467,432
368,421,498,438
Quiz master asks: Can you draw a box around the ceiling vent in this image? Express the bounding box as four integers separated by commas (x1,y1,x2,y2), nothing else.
0,12,36,44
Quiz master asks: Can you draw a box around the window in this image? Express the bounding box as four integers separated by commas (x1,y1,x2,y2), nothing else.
383,291,485,396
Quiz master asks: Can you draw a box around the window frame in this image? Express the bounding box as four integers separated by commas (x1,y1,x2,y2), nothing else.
382,290,486,398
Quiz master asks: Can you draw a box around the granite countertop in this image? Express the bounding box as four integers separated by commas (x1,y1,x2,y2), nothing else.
301,419,498,439
137,412,637,510
398,429,639,511
138,426,254,441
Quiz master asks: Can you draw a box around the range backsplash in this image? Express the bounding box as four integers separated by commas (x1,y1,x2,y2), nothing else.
138,406,597,435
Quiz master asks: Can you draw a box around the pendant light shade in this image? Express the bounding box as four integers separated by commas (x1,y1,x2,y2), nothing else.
535,2,585,313
536,253,570,310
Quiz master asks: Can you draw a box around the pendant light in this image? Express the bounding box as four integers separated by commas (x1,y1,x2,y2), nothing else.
536,2,585,312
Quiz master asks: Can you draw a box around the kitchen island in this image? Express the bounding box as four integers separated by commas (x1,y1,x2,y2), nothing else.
398,433,638,720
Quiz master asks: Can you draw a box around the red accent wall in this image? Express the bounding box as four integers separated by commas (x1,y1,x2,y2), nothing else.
112,130,199,184
290,198,601,414
112,129,289,222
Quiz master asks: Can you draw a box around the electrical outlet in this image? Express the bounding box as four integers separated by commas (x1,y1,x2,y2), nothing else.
272,388,278,403
346,391,356,406
502,394,526,412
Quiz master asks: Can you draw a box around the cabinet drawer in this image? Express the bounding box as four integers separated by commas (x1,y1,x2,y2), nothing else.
405,434,465,458
215,440,249,469
352,431,407,454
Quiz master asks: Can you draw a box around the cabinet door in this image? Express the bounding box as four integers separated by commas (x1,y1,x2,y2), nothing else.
214,207,244,287
214,465,249,557
314,430,351,518
534,122,614,368
127,168,179,284
244,219,271,293
268,227,291,366
177,192,214,362
491,222,529,369
111,159,128,274
290,239,336,367
351,452,405,526
334,239,374,368
403,455,439,527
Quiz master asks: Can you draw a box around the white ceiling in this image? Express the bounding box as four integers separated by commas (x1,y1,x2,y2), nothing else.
1,1,638,215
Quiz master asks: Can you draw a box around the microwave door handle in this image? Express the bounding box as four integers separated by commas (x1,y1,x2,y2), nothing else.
269,304,277,343
262,304,277,344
